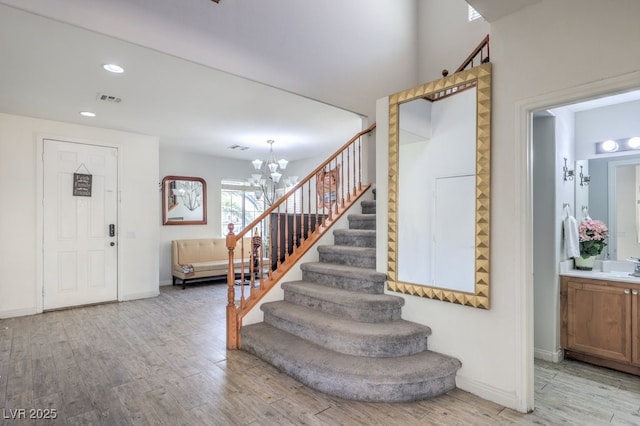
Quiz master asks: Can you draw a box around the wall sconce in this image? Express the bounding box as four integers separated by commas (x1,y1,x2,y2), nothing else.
579,165,590,186
563,158,575,181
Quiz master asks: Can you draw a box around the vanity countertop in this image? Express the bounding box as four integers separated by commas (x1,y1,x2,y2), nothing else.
560,260,640,284
560,269,640,284
559,260,640,284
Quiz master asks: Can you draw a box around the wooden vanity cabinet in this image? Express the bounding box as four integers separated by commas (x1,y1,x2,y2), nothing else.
560,276,640,375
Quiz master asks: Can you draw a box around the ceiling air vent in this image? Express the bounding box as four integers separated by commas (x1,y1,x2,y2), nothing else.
96,93,122,103
228,144,249,151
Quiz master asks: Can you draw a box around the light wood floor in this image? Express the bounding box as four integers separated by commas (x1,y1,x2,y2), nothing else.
1,283,639,425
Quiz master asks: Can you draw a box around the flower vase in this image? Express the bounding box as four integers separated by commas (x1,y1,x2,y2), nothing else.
575,255,597,271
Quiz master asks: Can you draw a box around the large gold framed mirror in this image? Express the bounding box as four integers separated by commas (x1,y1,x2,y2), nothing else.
387,62,491,309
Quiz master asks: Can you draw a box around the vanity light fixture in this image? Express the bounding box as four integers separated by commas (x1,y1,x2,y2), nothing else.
579,165,590,186
595,137,640,154
629,136,640,149
563,157,575,181
601,139,619,152
80,111,96,117
103,63,124,74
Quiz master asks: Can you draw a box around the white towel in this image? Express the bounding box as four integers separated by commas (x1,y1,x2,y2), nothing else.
563,214,580,258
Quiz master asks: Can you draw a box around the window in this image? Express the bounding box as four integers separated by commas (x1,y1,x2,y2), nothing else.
221,180,264,235
468,5,481,21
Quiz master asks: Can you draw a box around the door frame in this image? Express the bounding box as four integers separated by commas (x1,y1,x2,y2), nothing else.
518,71,640,412
36,134,123,314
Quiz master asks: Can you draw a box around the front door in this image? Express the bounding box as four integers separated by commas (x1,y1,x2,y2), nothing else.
43,139,118,310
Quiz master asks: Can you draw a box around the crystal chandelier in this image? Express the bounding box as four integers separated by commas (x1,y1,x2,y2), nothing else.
248,140,298,206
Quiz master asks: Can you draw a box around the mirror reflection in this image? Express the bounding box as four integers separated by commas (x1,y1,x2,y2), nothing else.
585,155,640,260
387,63,491,309
162,176,207,225
397,89,477,292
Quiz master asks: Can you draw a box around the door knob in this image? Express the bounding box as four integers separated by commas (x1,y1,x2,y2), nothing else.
110,242,115,247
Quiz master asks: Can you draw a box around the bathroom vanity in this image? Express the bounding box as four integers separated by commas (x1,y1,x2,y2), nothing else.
560,268,640,376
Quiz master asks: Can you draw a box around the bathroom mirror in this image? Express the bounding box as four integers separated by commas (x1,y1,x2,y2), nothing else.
162,176,207,225
586,155,640,260
387,63,491,309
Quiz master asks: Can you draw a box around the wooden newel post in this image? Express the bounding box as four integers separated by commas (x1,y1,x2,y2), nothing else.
226,223,239,349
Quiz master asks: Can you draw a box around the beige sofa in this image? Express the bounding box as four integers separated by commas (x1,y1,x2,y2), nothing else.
171,237,253,288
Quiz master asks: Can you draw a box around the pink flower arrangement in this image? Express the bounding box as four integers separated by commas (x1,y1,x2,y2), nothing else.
578,219,608,258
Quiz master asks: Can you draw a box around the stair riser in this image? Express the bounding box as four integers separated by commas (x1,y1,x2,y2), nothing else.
262,311,429,357
302,269,384,294
283,291,402,323
361,207,376,214
319,251,376,268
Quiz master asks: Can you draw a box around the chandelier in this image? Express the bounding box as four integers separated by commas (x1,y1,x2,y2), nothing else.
248,140,298,206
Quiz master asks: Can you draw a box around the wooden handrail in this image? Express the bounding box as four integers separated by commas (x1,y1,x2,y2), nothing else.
455,34,490,73
225,124,376,349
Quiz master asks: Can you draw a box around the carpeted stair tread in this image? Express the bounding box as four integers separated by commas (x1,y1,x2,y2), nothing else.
241,322,461,402
282,280,403,322
261,300,430,357
300,262,386,293
333,229,376,247
347,213,376,230
317,245,376,256
317,245,376,268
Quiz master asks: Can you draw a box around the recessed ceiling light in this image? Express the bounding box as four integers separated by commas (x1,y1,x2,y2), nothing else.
80,111,96,117
103,63,124,74
628,137,640,149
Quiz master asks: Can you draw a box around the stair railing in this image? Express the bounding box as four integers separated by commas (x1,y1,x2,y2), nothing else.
226,123,376,349
431,34,490,101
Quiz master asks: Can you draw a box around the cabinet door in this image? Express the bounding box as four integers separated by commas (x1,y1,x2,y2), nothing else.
633,288,640,366
567,281,632,362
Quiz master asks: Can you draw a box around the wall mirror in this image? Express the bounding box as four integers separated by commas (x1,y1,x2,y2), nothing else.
586,154,640,260
387,63,491,309
162,176,207,225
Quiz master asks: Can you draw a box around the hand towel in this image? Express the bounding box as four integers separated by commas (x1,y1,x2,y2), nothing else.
563,214,580,258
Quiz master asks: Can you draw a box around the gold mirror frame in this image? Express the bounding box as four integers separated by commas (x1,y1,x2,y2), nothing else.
387,62,491,309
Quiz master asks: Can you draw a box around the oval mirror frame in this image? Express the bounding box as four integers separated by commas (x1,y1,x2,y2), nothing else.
387,62,491,309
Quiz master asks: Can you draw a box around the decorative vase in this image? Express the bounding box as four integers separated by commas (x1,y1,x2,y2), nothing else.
575,255,597,271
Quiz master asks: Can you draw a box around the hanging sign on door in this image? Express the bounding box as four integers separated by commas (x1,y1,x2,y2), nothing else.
73,173,92,196
73,163,92,196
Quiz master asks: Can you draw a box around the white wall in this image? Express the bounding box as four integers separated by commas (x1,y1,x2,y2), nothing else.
418,0,490,83
0,112,159,318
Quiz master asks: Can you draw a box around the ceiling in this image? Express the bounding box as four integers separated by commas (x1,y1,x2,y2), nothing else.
0,4,365,162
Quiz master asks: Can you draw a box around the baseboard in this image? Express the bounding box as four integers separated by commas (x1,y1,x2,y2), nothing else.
160,280,173,286
534,348,563,363
455,375,521,412
0,306,38,319
120,290,159,301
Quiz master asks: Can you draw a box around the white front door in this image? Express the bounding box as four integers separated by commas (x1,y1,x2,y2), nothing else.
43,139,118,310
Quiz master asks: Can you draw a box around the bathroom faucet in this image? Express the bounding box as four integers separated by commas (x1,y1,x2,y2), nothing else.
627,257,640,277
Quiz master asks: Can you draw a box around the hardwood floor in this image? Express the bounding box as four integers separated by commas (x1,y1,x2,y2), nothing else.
1,283,639,425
